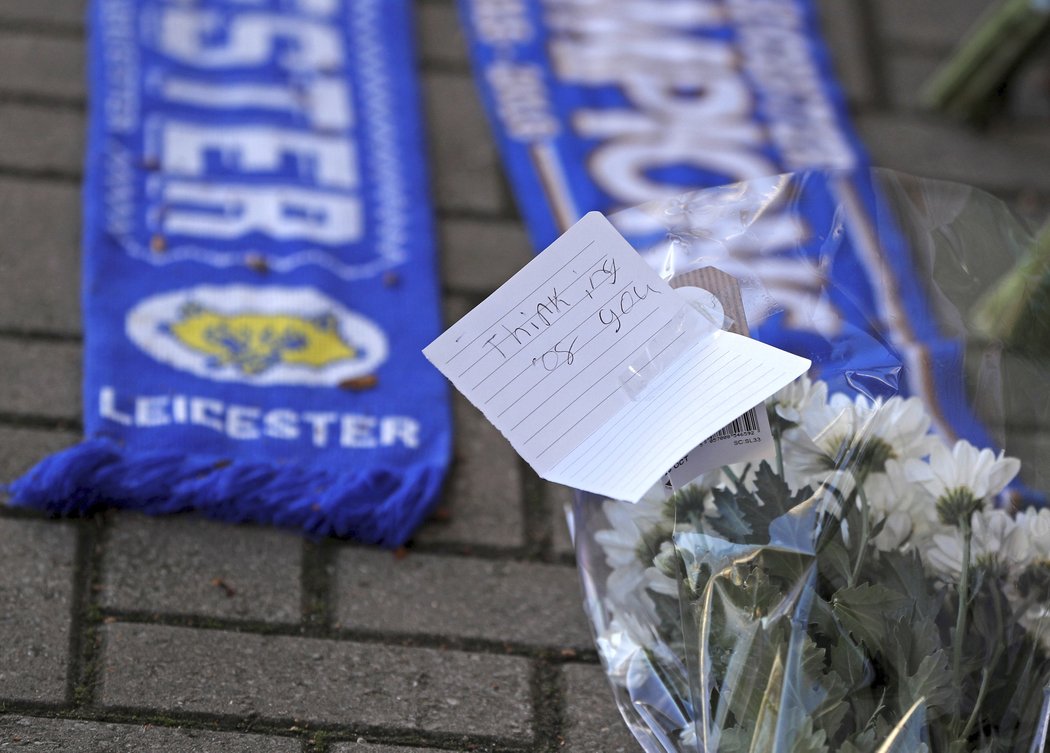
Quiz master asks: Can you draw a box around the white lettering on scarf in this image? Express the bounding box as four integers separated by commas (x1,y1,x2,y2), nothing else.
141,2,362,245
100,387,420,449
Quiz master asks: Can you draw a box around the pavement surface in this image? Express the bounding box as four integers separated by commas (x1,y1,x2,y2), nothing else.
1,0,1049,750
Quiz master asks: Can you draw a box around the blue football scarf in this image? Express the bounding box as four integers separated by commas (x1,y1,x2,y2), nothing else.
457,0,1033,498
7,0,451,545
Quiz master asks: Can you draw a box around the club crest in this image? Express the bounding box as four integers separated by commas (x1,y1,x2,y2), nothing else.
126,286,388,385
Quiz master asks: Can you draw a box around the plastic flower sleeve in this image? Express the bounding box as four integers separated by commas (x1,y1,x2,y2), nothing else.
571,169,1050,753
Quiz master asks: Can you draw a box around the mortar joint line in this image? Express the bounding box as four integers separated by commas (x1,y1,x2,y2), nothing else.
300,537,334,636
529,659,568,753
520,458,554,563
67,513,107,710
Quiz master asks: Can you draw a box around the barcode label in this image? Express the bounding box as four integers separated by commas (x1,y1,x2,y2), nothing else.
660,271,779,497
663,402,774,495
707,407,760,442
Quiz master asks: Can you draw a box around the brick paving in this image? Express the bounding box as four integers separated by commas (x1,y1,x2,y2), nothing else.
1,0,1048,751
0,716,303,752
99,516,304,623
0,178,81,333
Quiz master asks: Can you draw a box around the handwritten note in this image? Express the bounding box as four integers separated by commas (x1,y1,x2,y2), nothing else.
424,212,811,502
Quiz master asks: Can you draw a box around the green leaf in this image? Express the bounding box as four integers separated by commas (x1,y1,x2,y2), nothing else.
827,633,872,693
873,549,938,618
759,548,812,590
832,583,912,655
717,726,751,753
838,728,878,753
706,486,754,540
789,717,830,753
703,461,817,546
818,537,853,590
844,688,890,748
753,459,794,512
899,649,955,717
886,615,944,672
719,620,787,737
799,637,851,736
750,461,815,536
978,632,1050,750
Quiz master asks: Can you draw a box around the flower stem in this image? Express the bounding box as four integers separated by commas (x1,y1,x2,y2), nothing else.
722,465,744,492
952,516,974,715
849,485,872,587
961,587,1004,740
773,423,785,480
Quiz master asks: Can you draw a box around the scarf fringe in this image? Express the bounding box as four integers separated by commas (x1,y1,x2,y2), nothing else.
5,438,446,548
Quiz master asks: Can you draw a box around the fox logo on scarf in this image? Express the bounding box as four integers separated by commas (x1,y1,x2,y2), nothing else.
127,286,389,386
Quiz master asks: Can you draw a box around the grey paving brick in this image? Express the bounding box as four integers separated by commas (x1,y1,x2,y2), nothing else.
0,0,85,28
439,218,533,293
995,118,1050,160
816,0,878,107
99,623,533,739
857,113,1050,194
0,103,83,175
0,518,75,703
100,513,302,623
0,32,85,100
332,745,448,753
562,664,639,753
872,0,994,51
0,426,79,484
1008,54,1050,122
0,716,300,752
885,52,940,110
0,338,81,419
414,394,525,549
548,483,576,558
334,547,591,649
423,72,507,215
988,349,1050,433
0,178,81,333
417,1,469,69
440,294,473,328
1009,429,1050,496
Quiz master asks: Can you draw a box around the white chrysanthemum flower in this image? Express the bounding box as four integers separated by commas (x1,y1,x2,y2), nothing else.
861,458,938,552
771,376,828,426
907,439,1021,502
783,393,938,488
924,509,1029,582
595,492,666,567
863,460,915,551
870,395,942,460
1019,605,1050,656
1008,508,1050,652
1016,507,1050,561
904,440,1021,526
594,615,651,688
594,491,668,610
806,468,857,523
646,539,683,597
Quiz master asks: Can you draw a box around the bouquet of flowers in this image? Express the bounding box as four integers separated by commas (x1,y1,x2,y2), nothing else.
570,171,1050,753
579,380,1049,752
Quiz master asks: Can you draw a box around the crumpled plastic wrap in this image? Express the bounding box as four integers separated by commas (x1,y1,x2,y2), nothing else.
571,169,1050,753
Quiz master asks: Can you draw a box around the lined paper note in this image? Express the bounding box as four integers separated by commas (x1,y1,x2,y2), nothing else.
424,212,811,502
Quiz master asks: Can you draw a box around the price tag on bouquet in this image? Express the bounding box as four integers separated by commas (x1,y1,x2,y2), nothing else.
661,268,780,495
423,213,811,502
